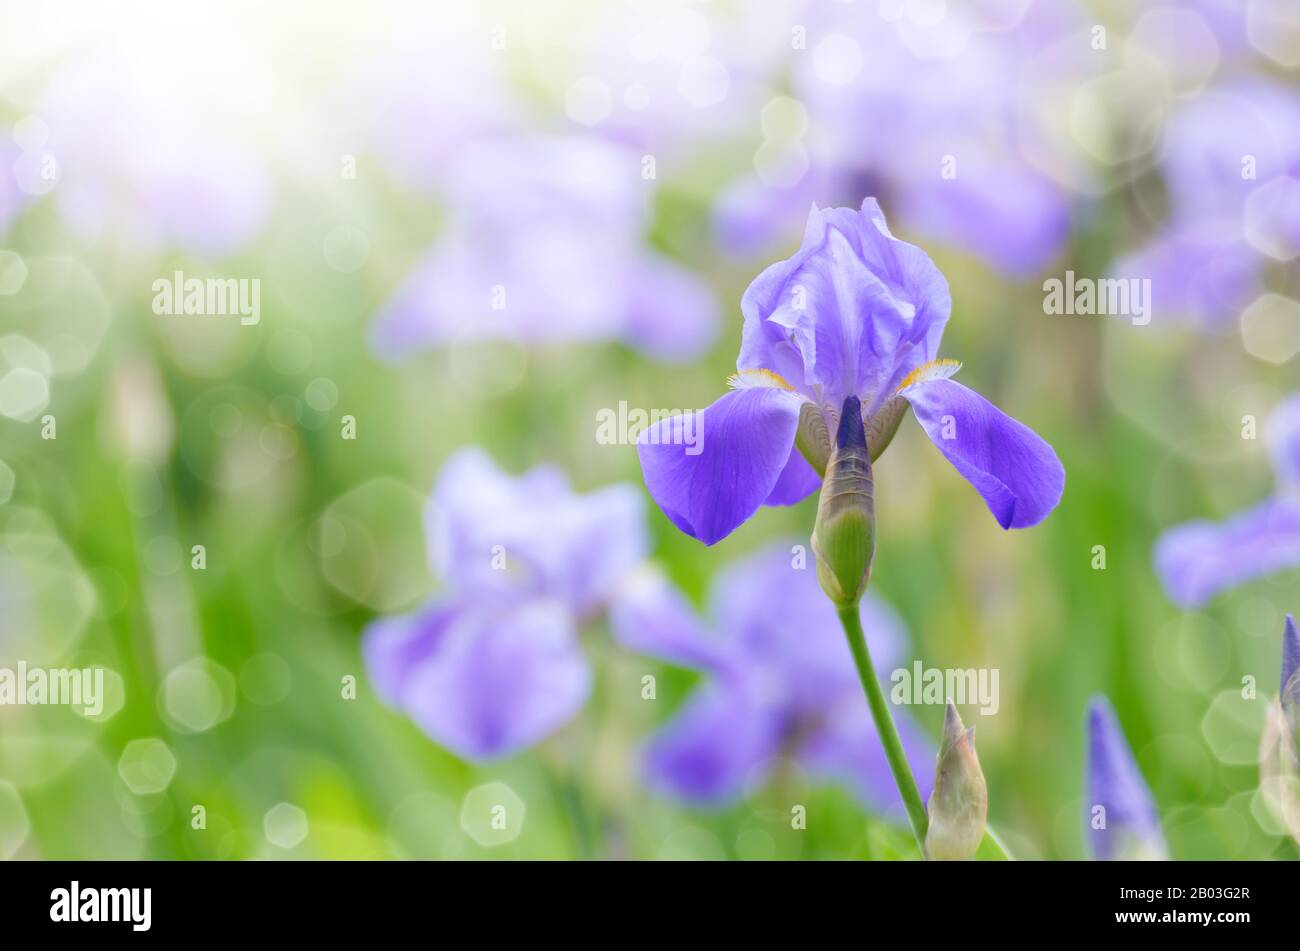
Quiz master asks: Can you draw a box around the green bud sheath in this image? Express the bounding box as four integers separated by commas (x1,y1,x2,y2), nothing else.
865,394,909,463
925,703,988,861
796,402,831,477
811,395,875,608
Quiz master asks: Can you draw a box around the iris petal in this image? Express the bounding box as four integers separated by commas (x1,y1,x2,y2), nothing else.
901,377,1065,529
1154,497,1300,608
637,386,804,545
608,567,736,674
764,442,822,506
641,680,781,807
393,600,591,762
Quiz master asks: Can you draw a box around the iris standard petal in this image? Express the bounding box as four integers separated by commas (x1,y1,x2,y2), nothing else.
1153,497,1300,609
636,386,804,545
1087,697,1167,861
739,200,951,412
398,600,591,762
641,679,781,806
901,377,1065,529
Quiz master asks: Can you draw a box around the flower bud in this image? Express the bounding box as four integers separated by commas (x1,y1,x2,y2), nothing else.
1282,613,1300,735
1260,615,1300,844
811,395,875,607
925,702,987,861
1087,697,1167,860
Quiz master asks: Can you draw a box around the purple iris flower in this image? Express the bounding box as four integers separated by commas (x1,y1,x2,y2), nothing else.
370,135,718,362
638,199,1065,546
1086,697,1167,861
1155,394,1300,608
611,542,933,810
363,448,646,761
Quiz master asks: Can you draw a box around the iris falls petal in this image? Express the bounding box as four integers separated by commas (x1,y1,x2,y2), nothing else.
901,377,1065,529
637,386,804,545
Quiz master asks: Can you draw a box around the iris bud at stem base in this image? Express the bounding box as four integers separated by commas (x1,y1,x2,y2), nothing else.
812,395,875,608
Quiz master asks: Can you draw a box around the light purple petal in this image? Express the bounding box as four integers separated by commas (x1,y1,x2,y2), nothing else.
1268,393,1300,490
398,600,591,762
607,567,736,674
764,442,822,506
901,377,1065,529
799,698,935,814
642,679,781,807
1154,497,1300,609
361,600,462,707
636,387,804,545
1087,697,1166,861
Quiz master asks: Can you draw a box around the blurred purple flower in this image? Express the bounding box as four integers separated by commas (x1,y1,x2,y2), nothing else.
611,542,933,811
363,448,646,761
1160,79,1300,231
370,135,718,362
1155,393,1300,608
638,199,1064,545
1108,224,1260,332
1086,697,1167,860
1111,78,1300,330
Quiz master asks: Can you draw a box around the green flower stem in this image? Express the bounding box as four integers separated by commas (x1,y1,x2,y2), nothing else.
837,604,929,854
